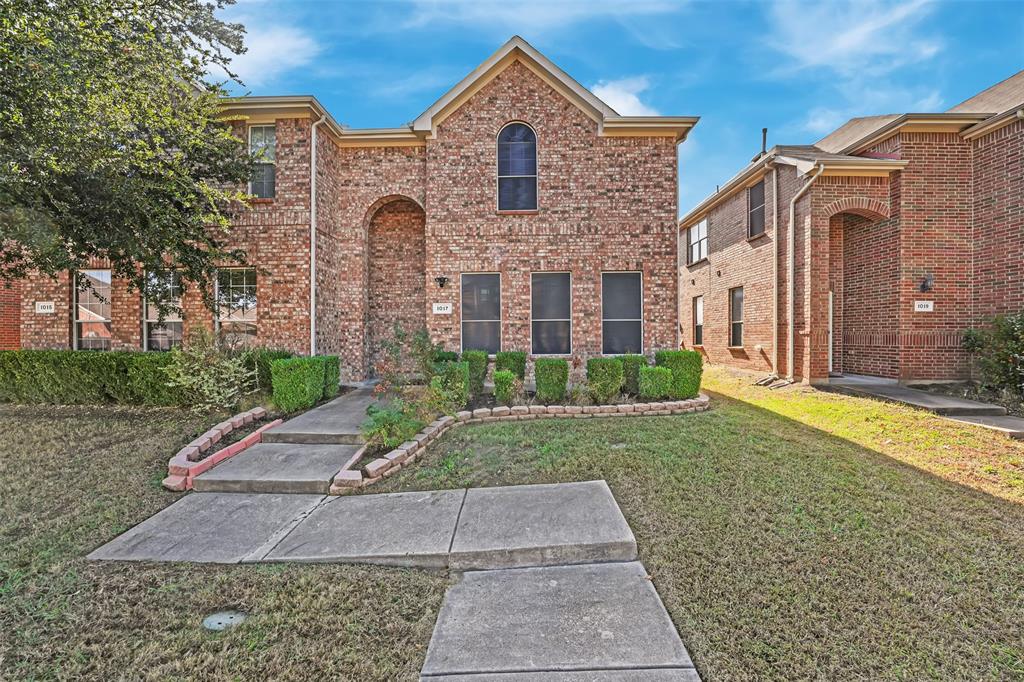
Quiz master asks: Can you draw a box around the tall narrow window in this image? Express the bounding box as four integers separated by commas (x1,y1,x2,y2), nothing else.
687,218,708,264
249,125,276,199
602,272,642,355
531,272,571,355
729,286,744,347
75,269,112,351
497,123,537,211
144,270,183,351
748,180,765,237
693,295,704,346
217,268,257,346
462,273,500,353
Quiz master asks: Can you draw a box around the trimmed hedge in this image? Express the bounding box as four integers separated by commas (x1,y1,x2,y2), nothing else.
0,350,182,406
461,350,489,397
619,354,647,395
495,350,527,380
434,350,459,364
639,365,673,399
655,350,703,399
319,355,340,399
535,358,569,404
271,357,326,412
493,369,516,406
246,349,294,391
586,357,624,404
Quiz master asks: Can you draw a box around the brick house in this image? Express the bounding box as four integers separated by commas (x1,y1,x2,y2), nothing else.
2,37,698,381
678,71,1023,384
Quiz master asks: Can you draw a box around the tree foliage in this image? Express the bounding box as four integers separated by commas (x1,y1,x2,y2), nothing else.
0,0,253,310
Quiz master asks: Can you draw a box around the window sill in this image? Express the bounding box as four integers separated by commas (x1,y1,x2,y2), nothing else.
249,198,275,205
691,344,704,349
497,209,539,215
685,258,709,268
727,345,745,350
746,232,768,243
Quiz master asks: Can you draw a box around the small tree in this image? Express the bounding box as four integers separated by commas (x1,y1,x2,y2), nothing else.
963,313,1024,399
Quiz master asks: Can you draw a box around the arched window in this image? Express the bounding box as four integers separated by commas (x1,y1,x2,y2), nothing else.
497,122,537,211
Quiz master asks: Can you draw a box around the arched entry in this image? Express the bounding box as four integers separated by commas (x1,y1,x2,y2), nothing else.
365,195,426,375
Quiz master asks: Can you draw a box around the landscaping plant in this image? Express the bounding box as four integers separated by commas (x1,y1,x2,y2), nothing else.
361,401,424,450
461,350,489,397
319,355,341,399
246,349,294,391
270,357,325,412
164,329,257,412
655,350,703,399
619,354,647,395
963,312,1024,399
426,361,470,414
535,358,569,404
495,350,527,380
493,369,518,406
586,357,624,404
639,365,673,399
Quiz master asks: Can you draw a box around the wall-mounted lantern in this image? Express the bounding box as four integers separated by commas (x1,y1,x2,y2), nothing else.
919,273,934,292
435,276,449,289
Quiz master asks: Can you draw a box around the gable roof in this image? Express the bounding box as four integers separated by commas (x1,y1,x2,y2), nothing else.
815,115,901,154
947,69,1024,114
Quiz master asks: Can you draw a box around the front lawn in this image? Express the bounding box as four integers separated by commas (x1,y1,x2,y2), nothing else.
0,404,446,680
373,367,1024,681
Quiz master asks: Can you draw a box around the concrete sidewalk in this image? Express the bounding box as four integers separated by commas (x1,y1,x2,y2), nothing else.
261,387,377,445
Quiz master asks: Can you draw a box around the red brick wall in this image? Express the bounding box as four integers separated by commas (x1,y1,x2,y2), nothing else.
0,280,21,349
972,118,1023,320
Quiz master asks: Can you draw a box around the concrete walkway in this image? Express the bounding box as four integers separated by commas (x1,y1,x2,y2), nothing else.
262,387,377,445
831,374,1024,439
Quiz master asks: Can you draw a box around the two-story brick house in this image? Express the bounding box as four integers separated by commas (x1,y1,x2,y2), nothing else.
3,37,698,381
678,71,1023,384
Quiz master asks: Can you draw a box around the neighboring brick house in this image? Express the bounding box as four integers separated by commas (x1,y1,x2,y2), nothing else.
4,37,698,381
678,70,1023,384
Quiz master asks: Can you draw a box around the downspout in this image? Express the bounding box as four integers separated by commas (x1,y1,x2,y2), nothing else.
309,114,326,356
770,165,779,376
787,163,824,381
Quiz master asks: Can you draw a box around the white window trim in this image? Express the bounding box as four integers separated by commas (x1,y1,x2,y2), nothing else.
529,271,572,356
729,286,744,348
600,271,644,356
248,124,276,197
215,267,258,338
73,269,112,351
687,218,708,265
459,272,502,354
693,295,704,346
142,271,183,351
747,180,766,237
495,121,539,212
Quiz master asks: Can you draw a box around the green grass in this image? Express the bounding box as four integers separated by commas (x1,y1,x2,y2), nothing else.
372,367,1024,681
0,404,446,680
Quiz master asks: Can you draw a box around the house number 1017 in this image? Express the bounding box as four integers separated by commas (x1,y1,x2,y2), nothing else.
432,302,453,315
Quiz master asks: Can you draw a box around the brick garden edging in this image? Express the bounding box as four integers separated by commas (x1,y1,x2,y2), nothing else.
162,407,281,492
329,394,711,495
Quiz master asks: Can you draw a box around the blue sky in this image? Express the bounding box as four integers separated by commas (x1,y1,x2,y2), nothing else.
218,0,1023,216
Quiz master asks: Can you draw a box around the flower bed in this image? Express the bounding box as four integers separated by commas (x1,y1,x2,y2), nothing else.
329,394,710,494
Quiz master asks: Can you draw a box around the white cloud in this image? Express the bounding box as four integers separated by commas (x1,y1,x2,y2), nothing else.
591,76,660,115
228,25,321,88
402,0,680,34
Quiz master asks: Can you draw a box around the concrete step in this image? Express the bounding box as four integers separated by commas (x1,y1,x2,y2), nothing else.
261,388,375,445
833,382,1008,416
192,443,360,494
420,562,698,680
946,414,1024,440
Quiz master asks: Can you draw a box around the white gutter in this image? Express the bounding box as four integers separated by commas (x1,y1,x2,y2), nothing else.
787,164,824,381
310,114,326,356
771,165,779,376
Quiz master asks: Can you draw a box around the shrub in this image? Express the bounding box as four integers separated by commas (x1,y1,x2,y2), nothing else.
619,354,647,395
319,355,340,399
165,328,257,412
495,350,527,380
535,358,569,403
655,350,703,399
963,313,1024,397
270,357,325,412
493,369,518,406
586,357,624,404
361,400,423,450
434,350,459,364
639,366,673,399
125,353,181,405
427,360,470,414
246,349,293,391
461,350,489,397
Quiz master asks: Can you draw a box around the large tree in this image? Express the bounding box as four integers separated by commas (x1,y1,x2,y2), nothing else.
0,0,253,308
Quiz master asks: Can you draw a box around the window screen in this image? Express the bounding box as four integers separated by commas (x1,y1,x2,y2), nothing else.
250,125,276,199
688,219,708,264
144,270,183,351
217,268,257,346
729,286,744,347
497,123,537,211
748,180,765,237
462,273,500,353
693,295,704,346
75,269,112,351
531,272,570,355
602,272,642,355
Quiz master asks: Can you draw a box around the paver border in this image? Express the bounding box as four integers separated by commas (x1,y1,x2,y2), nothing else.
162,407,281,492
329,394,711,494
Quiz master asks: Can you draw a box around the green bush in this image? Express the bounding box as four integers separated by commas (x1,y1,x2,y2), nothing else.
619,354,647,395
318,355,340,399
430,360,469,412
963,313,1024,398
271,357,325,412
586,357,624,404
461,350,489,397
535,358,569,404
639,365,673,399
655,350,703,399
493,369,517,406
246,348,293,391
361,401,423,450
495,350,527,380
125,353,181,405
434,350,459,364
165,328,257,412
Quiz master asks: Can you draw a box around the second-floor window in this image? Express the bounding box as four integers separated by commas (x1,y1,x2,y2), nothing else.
687,218,708,264
748,180,765,237
497,122,537,211
249,125,276,199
